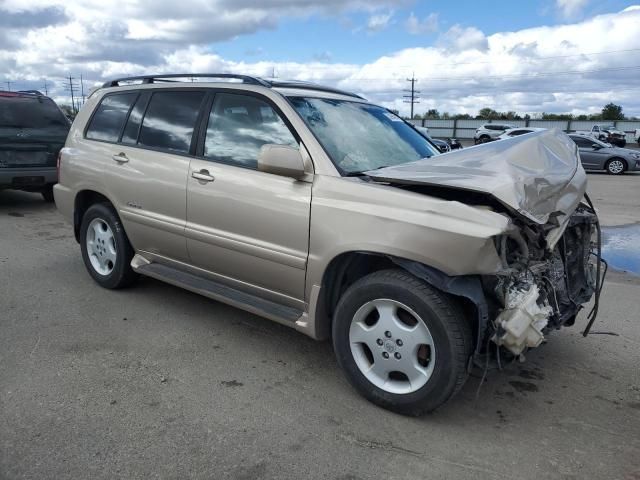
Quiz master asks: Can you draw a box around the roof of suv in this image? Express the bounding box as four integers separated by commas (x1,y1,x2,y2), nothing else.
99,73,366,101
0,90,48,99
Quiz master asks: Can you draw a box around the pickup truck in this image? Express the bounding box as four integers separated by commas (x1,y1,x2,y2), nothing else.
580,124,627,147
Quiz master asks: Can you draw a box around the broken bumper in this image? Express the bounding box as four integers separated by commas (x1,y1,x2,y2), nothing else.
489,205,600,355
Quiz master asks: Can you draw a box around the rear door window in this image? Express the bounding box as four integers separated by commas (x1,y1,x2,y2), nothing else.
138,90,205,154
86,93,138,142
121,92,150,145
203,93,297,169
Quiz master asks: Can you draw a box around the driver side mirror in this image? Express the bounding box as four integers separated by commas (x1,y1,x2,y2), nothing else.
591,143,602,150
258,144,306,179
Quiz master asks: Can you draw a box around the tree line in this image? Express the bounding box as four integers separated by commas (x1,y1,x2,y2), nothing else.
401,103,637,121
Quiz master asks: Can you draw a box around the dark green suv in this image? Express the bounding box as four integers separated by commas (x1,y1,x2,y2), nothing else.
0,90,70,201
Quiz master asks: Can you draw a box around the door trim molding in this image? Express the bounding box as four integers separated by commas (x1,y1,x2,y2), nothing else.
184,224,307,270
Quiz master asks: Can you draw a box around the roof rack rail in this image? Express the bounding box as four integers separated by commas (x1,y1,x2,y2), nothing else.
17,90,45,96
268,80,364,99
102,73,364,100
103,73,271,88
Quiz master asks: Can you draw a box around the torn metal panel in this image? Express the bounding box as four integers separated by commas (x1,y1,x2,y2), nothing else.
365,129,586,226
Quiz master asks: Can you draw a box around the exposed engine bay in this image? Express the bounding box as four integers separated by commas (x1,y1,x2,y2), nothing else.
485,204,599,356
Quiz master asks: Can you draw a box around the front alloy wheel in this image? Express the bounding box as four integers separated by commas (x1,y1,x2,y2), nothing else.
333,269,472,416
349,299,435,394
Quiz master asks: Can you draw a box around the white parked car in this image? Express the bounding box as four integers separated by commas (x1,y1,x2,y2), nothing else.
473,123,515,144
497,127,546,140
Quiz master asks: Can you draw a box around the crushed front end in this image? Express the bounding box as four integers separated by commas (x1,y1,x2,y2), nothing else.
484,202,601,357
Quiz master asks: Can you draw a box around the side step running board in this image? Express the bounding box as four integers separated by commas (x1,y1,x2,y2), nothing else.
133,260,303,325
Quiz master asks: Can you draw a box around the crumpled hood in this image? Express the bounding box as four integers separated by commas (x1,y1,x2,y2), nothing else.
366,129,587,225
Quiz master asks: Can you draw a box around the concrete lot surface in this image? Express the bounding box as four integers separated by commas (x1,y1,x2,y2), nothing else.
1,174,639,479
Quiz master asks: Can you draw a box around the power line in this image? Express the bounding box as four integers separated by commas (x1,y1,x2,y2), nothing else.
403,74,420,119
299,64,640,84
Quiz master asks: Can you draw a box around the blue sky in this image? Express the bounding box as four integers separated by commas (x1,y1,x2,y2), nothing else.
3,0,640,116
213,0,635,63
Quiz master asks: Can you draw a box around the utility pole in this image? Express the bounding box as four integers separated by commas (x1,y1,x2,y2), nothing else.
4,81,12,91
43,80,49,96
403,74,420,119
80,74,86,105
65,76,79,114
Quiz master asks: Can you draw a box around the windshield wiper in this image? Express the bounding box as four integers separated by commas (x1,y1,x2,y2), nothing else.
344,165,390,177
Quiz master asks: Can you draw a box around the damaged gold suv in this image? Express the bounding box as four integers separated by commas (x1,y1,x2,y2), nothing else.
55,74,603,415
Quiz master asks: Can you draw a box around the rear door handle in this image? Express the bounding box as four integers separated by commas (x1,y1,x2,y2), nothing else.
192,169,215,182
112,152,129,163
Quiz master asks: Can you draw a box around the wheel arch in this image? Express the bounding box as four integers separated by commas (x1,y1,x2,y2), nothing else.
73,190,114,242
314,251,486,353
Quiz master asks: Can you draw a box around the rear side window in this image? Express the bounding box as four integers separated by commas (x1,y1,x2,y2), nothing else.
0,95,69,130
138,91,205,154
86,93,137,142
204,93,297,169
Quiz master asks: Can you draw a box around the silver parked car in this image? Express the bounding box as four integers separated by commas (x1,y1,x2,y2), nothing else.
55,73,602,415
569,134,640,175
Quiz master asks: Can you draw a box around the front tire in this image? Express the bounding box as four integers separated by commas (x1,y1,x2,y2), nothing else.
605,158,626,175
332,269,472,416
80,203,138,289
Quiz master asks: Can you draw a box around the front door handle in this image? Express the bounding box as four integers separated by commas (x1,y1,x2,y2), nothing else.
192,169,215,182
112,152,129,163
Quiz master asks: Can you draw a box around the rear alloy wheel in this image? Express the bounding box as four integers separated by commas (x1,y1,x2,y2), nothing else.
80,203,137,289
480,135,491,143
332,269,472,416
606,158,626,175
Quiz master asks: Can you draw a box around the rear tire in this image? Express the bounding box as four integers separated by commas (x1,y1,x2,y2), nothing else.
479,135,491,144
41,185,55,203
80,203,138,289
605,158,626,175
332,269,472,416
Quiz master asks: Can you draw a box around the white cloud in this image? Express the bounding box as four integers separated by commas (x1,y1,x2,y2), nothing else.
556,0,589,18
438,25,489,52
2,2,640,117
366,11,393,32
405,12,438,35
